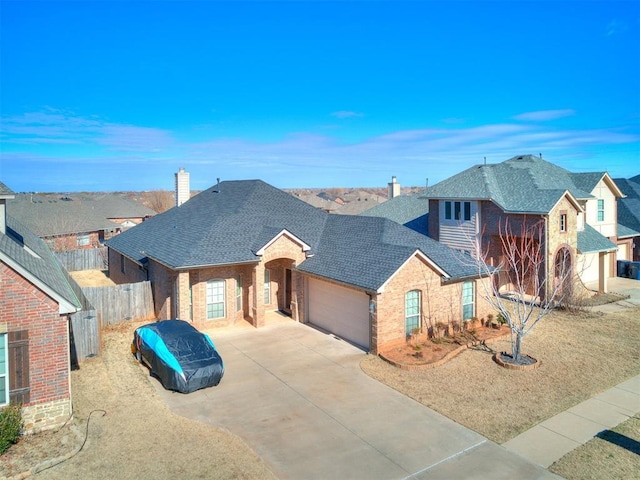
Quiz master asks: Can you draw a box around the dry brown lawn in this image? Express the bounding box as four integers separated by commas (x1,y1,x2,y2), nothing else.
69,270,115,287
361,307,640,444
549,415,640,480
1,322,276,480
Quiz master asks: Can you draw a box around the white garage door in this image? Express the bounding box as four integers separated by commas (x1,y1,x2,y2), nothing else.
307,278,370,350
578,252,603,284
618,243,629,261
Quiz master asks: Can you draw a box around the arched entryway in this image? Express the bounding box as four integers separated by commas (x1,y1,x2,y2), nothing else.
263,258,296,315
554,246,573,299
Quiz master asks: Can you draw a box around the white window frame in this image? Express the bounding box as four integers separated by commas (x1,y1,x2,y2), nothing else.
597,199,605,222
0,333,8,406
462,281,475,320
560,213,567,233
77,233,90,247
405,290,421,336
206,280,225,319
236,276,242,312
264,269,271,305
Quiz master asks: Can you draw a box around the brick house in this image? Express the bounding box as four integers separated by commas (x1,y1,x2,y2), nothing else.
106,179,492,354
1,182,82,432
7,192,156,252
422,154,625,297
614,175,640,262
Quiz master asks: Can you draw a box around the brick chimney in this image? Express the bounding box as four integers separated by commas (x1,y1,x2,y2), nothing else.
175,167,190,207
388,176,400,199
0,181,16,235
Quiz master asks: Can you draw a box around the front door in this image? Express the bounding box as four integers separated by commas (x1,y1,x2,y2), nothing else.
284,268,292,314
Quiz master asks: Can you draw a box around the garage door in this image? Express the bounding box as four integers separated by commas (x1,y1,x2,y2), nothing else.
578,252,604,284
618,243,629,261
307,278,370,350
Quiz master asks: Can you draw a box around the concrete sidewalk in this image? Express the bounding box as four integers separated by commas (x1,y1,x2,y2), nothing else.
503,374,640,468
505,278,640,467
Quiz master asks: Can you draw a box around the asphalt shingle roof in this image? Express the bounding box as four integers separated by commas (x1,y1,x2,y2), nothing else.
577,224,617,253
615,177,640,234
422,154,600,213
360,192,429,234
108,180,479,287
7,193,156,237
107,180,328,268
0,214,82,310
300,215,479,291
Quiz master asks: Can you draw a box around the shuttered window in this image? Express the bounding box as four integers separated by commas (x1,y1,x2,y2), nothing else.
3,331,30,405
0,333,7,406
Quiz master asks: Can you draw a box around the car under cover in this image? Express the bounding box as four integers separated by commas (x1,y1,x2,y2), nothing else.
133,319,224,393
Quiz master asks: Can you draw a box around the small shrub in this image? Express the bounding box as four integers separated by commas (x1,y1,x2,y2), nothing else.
0,404,23,455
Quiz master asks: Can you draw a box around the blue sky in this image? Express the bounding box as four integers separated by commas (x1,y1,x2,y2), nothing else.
1,0,639,192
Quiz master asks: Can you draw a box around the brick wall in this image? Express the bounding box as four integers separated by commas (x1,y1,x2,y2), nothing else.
0,262,71,432
372,255,493,354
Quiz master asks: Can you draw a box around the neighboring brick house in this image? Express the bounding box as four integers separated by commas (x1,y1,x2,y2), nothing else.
7,192,156,252
106,180,492,354
614,175,640,262
0,182,82,432
422,154,624,297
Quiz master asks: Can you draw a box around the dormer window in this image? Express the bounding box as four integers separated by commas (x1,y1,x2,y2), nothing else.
597,199,604,222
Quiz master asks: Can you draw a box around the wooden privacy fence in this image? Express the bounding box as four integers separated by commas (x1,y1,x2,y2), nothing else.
82,281,156,327
70,309,100,361
56,247,108,271
70,281,156,362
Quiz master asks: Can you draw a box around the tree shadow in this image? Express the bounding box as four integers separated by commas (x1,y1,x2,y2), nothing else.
596,429,640,455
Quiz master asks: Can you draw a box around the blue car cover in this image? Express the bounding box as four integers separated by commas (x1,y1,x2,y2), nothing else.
134,320,224,393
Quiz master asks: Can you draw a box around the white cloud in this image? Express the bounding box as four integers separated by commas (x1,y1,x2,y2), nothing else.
331,111,364,119
1,109,638,191
605,19,627,37
513,109,576,122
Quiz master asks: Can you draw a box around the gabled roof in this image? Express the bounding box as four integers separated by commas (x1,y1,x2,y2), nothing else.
614,177,640,235
617,223,640,239
421,154,617,214
360,192,429,234
0,181,14,197
107,180,329,269
108,180,480,287
7,192,156,237
577,224,617,254
296,215,479,292
0,212,82,314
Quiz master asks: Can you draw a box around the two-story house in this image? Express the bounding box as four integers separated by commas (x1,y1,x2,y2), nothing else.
422,155,624,297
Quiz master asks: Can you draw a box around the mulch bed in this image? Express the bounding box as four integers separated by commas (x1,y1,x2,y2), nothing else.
379,325,510,370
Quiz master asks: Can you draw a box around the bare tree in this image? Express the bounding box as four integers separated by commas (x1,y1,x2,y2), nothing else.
140,190,175,213
474,217,573,364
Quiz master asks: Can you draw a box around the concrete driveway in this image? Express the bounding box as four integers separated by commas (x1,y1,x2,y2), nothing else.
152,319,558,480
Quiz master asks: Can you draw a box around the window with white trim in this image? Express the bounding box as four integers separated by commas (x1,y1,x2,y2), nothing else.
236,276,242,312
77,233,90,247
560,213,567,233
0,333,8,406
206,280,225,319
597,199,605,222
405,290,421,336
264,269,271,304
462,281,475,320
